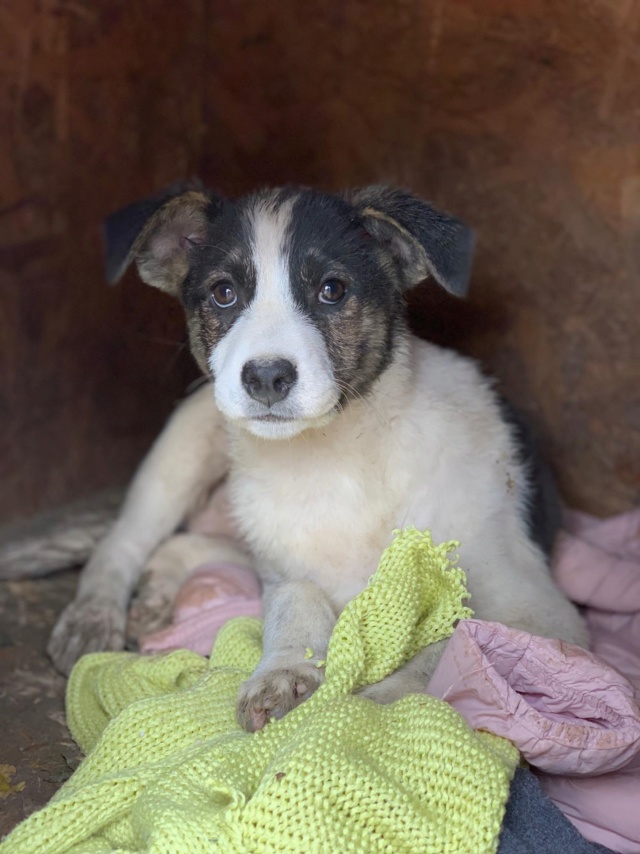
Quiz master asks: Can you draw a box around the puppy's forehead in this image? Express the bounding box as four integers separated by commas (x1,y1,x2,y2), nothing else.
196,188,362,297
284,189,357,248
240,189,357,265
246,191,296,298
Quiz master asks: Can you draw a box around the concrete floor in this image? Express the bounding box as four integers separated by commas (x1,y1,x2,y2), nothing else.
0,571,82,839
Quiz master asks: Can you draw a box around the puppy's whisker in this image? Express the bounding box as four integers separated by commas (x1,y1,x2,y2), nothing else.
335,380,390,431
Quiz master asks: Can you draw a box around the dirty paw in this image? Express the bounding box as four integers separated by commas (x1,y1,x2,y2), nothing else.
47,597,126,676
237,664,323,732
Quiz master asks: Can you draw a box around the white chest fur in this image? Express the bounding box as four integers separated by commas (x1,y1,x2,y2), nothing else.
227,402,406,608
226,337,520,612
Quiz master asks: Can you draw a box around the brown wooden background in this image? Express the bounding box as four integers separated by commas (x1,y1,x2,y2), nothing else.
1,0,639,524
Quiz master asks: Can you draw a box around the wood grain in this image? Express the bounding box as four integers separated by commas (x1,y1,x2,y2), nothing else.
1,0,638,521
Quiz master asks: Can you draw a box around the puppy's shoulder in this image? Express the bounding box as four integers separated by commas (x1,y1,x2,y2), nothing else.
409,337,499,416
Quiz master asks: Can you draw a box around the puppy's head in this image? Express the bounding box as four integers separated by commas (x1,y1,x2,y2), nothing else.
105,183,473,439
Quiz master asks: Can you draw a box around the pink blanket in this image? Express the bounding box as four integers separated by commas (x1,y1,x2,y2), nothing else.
542,510,640,853
140,561,262,656
139,507,640,853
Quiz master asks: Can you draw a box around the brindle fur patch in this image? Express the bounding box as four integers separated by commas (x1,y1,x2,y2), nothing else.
135,192,211,294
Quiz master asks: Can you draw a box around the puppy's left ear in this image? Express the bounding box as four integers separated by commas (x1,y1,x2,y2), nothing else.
349,186,475,297
103,180,222,295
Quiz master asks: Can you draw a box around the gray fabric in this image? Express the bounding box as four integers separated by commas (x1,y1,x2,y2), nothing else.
498,767,615,854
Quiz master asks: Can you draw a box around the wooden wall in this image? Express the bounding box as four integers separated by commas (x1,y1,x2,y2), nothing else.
1,0,639,522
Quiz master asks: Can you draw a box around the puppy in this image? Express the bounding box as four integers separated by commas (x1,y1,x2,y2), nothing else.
48,183,587,731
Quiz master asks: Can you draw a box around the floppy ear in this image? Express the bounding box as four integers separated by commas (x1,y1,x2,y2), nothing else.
349,186,475,297
103,181,222,295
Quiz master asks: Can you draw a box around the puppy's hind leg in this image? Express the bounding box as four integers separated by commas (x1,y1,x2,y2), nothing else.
48,384,230,675
359,639,450,704
126,533,251,642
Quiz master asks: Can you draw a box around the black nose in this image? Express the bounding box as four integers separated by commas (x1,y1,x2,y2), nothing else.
241,359,298,407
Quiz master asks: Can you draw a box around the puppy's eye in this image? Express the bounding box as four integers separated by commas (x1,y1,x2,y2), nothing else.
318,279,346,305
210,281,237,308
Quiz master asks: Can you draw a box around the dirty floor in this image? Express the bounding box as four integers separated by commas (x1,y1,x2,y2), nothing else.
0,572,82,838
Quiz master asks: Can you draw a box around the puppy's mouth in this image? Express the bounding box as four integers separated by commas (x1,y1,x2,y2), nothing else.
239,405,339,440
252,414,295,423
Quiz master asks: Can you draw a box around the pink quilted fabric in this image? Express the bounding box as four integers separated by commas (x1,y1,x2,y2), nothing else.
427,507,640,853
426,620,640,776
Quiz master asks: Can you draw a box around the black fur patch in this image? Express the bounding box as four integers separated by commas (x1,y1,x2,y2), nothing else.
178,187,409,390
179,199,257,373
282,190,405,399
497,397,562,557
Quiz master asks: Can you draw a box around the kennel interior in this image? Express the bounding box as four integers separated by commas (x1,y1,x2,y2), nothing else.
1,0,639,837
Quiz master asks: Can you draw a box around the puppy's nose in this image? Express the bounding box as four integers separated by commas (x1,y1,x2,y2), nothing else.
241,359,297,407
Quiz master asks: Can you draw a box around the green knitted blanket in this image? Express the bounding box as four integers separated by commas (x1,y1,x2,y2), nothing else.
1,528,518,853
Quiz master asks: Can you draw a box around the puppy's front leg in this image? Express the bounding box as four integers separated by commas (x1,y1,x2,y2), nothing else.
48,385,229,674
237,580,336,732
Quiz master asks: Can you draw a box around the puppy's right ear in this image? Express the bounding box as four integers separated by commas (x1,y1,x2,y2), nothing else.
104,183,222,295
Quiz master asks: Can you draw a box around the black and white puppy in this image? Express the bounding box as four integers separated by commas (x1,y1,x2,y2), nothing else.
48,183,587,731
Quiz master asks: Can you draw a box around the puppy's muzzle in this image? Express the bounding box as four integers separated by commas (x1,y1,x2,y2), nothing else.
241,359,298,408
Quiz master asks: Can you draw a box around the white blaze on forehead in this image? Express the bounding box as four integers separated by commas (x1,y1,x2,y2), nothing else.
209,194,340,435
249,198,295,308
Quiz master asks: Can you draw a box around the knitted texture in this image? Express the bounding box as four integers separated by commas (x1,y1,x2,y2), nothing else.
1,528,518,854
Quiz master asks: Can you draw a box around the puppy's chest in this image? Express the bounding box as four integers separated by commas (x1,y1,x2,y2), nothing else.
229,436,407,607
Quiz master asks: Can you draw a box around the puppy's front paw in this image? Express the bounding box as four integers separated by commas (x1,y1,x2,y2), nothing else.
47,597,126,676
237,664,323,732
